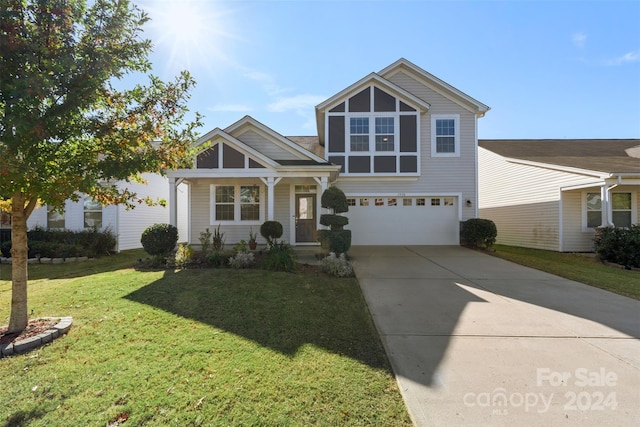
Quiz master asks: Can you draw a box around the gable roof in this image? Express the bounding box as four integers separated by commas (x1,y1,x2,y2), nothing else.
379,58,490,116
479,139,640,175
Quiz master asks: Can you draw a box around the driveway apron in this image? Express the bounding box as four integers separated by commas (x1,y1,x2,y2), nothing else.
351,246,640,427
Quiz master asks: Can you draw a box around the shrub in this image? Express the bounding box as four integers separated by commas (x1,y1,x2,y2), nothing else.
317,229,351,255
5,228,116,258
199,228,212,255
205,250,233,268
1,241,11,258
174,243,193,268
141,223,178,257
320,252,354,277
229,251,255,269
262,242,296,272
319,214,349,230
594,225,640,268
321,186,348,213
234,240,248,254
461,218,497,249
260,221,283,247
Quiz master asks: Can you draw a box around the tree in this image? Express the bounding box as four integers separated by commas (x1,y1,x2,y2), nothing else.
0,0,202,333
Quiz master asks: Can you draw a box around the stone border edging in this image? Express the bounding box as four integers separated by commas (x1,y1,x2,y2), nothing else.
0,317,73,358
1,257,92,264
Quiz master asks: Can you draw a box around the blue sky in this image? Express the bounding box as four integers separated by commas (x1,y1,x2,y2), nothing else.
135,0,640,139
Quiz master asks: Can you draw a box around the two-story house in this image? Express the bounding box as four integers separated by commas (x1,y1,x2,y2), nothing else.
166,58,489,247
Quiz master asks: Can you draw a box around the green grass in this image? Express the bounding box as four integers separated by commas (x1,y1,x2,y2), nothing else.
489,245,640,300
0,251,411,426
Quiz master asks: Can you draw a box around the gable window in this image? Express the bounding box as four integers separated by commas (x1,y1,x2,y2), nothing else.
211,185,262,224
350,118,369,151
84,198,102,229
431,114,460,157
375,117,394,151
47,206,65,229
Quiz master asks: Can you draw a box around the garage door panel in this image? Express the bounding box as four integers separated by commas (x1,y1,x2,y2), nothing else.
344,197,459,245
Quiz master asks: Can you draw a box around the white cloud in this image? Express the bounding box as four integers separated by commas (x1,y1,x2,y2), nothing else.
209,104,252,112
606,50,640,65
244,71,290,96
267,94,326,113
572,32,587,49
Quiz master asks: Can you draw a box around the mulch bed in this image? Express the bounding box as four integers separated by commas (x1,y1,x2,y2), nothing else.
0,318,58,345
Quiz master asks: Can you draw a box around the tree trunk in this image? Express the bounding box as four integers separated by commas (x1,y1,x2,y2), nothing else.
8,193,35,334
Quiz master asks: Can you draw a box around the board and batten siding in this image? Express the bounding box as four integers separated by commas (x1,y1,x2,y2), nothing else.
334,70,479,221
479,148,606,251
236,129,302,161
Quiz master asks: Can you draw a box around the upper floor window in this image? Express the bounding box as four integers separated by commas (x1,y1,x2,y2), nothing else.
47,206,65,229
350,117,369,151
211,184,262,224
84,198,102,229
375,117,395,151
431,114,460,157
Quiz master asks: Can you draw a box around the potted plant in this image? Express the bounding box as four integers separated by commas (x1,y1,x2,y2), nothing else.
248,227,257,250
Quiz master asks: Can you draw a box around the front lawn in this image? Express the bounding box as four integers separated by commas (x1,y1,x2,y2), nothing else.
0,251,411,426
490,245,640,300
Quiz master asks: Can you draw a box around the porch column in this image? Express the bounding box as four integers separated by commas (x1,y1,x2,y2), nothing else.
601,184,613,227
260,177,281,221
168,177,178,227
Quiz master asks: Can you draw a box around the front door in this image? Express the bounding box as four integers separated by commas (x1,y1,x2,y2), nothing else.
295,194,317,243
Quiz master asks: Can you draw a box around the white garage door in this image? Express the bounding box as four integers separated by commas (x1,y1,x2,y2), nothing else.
343,196,459,245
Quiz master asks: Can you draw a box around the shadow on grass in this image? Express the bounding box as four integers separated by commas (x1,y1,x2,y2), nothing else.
0,250,146,281
3,408,47,427
124,268,392,370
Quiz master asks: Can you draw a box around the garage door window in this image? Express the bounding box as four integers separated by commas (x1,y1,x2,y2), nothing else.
403,198,412,206
360,198,369,207
431,198,441,206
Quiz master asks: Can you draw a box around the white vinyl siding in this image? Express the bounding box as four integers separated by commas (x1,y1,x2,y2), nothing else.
236,129,302,161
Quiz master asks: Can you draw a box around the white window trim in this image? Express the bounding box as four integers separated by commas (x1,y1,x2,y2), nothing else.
431,114,460,157
210,184,264,225
325,84,421,177
581,190,637,231
83,197,103,230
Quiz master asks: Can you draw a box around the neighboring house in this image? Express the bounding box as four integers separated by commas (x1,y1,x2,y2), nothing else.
478,139,640,252
15,173,188,252
167,58,490,246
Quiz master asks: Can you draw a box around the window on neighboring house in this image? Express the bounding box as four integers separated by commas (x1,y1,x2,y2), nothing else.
375,117,394,151
212,185,262,223
47,206,65,229
586,192,633,228
432,115,460,156
350,117,369,151
612,193,632,228
83,198,102,229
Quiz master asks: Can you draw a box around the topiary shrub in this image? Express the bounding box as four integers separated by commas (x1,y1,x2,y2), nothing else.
594,225,640,268
260,221,283,247
317,186,351,254
141,223,178,257
321,186,349,214
461,218,497,249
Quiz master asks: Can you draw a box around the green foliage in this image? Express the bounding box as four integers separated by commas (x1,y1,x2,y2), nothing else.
212,224,225,250
199,228,212,254
205,250,233,268
234,240,248,254
249,227,257,243
140,224,178,257
320,252,354,277
229,251,255,269
594,225,640,268
1,227,116,258
260,221,283,247
173,243,193,269
321,186,349,213
320,214,349,230
317,229,352,255
262,242,296,272
461,218,497,249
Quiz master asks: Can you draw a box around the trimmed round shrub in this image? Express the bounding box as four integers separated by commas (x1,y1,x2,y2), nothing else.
318,229,351,255
321,186,349,213
461,218,497,249
320,214,349,230
141,223,178,256
260,221,283,242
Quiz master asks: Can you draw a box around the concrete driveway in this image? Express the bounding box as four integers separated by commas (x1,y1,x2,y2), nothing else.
351,246,640,426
